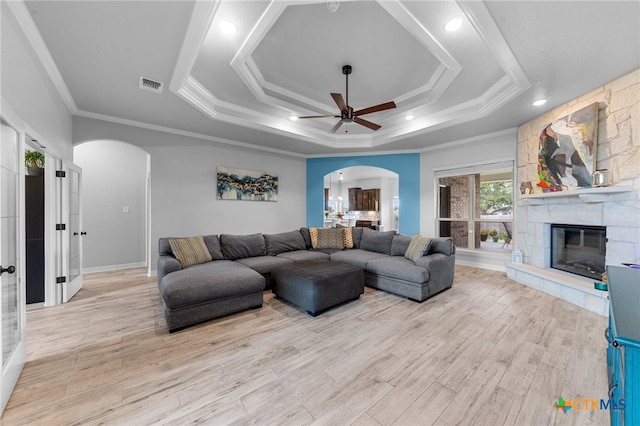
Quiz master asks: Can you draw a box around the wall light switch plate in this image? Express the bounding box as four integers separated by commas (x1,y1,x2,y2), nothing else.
122,206,130,213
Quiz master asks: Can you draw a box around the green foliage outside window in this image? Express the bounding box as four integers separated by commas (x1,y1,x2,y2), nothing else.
480,180,513,215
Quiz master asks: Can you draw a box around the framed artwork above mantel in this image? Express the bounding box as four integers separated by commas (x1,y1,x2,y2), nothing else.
536,102,599,192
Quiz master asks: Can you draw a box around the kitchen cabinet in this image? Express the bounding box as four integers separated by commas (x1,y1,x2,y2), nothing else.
349,187,360,211
348,187,379,211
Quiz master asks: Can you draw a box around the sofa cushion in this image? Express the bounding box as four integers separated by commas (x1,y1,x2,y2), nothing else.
220,233,266,260
299,228,313,249
359,228,396,255
404,235,432,263
235,256,293,276
169,236,212,268
203,235,224,260
391,234,412,256
309,227,345,249
159,260,264,309
330,249,389,269
366,257,430,284
264,230,307,256
276,250,331,262
351,227,364,248
428,237,455,256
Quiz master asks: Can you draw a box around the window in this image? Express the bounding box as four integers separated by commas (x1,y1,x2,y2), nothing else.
436,164,513,252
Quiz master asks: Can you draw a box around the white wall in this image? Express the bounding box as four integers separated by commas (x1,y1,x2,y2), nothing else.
420,129,516,270
73,141,148,271
72,116,307,274
1,2,73,159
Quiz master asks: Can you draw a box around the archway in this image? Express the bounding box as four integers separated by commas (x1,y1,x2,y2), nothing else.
73,140,150,272
307,153,420,235
324,166,399,231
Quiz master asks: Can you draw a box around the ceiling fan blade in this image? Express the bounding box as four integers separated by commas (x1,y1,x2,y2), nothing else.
297,114,338,119
329,120,344,134
354,117,381,131
331,93,347,112
354,101,397,116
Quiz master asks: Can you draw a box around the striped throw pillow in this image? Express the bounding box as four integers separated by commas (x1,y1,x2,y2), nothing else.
404,235,432,263
169,236,212,267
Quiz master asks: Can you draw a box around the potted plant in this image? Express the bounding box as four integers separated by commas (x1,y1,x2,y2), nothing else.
489,229,499,242
480,229,490,241
25,150,45,176
499,232,512,245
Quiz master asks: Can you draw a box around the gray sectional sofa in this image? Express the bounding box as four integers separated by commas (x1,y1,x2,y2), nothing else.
157,228,455,331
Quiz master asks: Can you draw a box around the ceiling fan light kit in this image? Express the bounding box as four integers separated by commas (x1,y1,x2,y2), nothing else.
298,64,396,134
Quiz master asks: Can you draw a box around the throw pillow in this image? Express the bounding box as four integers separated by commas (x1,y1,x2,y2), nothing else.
169,236,212,268
309,228,345,249
404,235,432,263
343,227,354,249
316,228,346,249
309,227,320,248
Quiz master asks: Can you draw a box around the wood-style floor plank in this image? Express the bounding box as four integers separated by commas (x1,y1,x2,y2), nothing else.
1,265,609,425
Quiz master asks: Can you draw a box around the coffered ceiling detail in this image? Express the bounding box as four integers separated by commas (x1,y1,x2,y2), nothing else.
171,0,529,149
19,0,640,155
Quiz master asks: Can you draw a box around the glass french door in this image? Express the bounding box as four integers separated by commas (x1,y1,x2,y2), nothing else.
57,161,83,303
0,118,26,414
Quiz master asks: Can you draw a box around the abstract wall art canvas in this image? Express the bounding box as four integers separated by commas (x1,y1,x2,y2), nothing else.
217,167,278,201
537,102,599,191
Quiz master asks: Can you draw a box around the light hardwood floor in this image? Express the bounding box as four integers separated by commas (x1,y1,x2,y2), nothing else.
2,265,609,425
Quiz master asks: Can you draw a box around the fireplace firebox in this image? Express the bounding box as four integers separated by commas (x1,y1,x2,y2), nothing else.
550,224,606,280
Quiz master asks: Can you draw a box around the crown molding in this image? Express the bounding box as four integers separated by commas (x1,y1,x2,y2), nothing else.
420,127,517,153
74,109,307,159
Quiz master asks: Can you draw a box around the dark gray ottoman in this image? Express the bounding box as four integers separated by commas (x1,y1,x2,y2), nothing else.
271,260,365,316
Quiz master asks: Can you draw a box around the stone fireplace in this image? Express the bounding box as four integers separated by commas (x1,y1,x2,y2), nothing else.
506,68,639,316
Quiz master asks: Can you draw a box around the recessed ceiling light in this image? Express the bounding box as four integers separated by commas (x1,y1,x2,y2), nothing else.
405,114,414,121
289,116,298,121
532,99,547,106
220,21,237,35
444,18,462,32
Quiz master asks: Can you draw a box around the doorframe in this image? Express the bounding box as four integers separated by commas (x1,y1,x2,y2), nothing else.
23,124,64,307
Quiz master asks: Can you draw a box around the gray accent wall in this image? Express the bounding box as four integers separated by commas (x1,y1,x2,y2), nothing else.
72,116,307,274
74,141,148,270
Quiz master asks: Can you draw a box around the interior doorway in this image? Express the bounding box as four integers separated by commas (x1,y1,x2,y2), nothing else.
324,166,398,231
24,141,46,304
73,140,150,273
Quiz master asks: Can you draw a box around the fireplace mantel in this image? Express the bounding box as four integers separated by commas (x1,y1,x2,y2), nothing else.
519,185,632,205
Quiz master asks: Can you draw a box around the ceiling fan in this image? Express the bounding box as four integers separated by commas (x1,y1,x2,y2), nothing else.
298,65,396,133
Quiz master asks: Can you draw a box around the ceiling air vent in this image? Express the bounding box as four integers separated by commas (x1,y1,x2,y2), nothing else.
139,76,163,94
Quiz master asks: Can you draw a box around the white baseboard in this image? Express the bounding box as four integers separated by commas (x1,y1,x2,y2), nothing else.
83,262,146,274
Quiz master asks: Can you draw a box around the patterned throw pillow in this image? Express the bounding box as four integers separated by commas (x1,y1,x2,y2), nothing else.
309,227,320,248
316,228,346,249
343,227,354,249
404,235,432,263
169,236,213,267
308,228,346,249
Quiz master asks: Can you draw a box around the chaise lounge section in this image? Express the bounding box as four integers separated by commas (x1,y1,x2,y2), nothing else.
157,228,455,331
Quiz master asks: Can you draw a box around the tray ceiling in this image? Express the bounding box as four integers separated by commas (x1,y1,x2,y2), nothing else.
20,0,640,155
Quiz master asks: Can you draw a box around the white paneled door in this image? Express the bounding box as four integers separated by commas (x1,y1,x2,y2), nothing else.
0,119,26,415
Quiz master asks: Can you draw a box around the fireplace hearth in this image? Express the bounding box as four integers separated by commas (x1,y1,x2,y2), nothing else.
550,224,606,280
